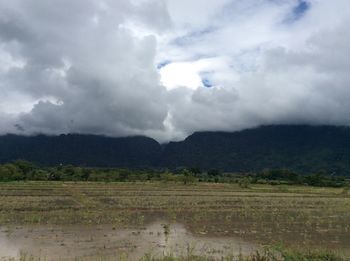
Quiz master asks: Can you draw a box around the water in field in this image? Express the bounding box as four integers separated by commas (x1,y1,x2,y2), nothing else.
1,183,350,260
0,220,257,260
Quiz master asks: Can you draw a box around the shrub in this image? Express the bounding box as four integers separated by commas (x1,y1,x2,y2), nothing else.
238,177,251,188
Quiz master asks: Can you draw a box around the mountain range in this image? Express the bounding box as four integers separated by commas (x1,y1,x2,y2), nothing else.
1,125,350,175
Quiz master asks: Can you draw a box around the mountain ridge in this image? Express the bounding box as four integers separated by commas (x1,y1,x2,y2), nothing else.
1,125,350,174
0,134,161,168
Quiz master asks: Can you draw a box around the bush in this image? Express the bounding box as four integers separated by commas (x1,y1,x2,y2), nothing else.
0,163,24,181
27,170,49,181
180,169,197,185
342,186,350,196
238,177,251,188
160,172,177,183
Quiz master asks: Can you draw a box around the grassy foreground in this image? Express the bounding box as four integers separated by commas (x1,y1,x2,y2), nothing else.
0,181,348,225
0,182,349,260
141,250,345,261
8,248,346,261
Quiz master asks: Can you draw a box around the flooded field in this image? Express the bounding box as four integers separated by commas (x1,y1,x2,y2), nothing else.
0,221,256,260
0,182,349,260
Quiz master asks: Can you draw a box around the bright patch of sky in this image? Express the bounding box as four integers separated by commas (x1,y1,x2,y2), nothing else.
158,0,301,91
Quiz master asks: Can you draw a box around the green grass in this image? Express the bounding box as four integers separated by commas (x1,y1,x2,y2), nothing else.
0,182,349,258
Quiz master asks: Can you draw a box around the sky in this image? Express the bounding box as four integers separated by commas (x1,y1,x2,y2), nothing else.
0,0,350,142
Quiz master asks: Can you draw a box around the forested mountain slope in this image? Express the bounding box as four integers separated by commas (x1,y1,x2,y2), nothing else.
1,125,350,174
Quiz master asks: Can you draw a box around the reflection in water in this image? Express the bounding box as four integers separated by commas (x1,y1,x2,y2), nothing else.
0,221,257,260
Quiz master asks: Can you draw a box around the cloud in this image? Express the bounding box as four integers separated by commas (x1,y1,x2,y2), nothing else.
159,0,350,139
0,0,170,138
1,0,350,142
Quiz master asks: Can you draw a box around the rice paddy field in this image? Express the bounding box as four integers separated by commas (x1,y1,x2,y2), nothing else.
0,182,349,260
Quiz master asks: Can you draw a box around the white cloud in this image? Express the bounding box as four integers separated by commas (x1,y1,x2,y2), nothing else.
1,0,350,142
160,62,203,90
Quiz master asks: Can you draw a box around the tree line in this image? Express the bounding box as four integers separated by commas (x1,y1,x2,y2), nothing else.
0,160,348,187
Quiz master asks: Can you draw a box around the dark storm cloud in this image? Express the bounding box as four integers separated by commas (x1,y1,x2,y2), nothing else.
1,0,350,141
0,0,170,137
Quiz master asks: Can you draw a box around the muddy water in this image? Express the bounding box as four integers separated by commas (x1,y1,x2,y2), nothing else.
0,221,257,260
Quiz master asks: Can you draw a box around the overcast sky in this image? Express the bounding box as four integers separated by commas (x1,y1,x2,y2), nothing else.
1,0,350,141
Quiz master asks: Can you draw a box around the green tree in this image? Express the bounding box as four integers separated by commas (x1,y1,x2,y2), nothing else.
189,167,202,177
208,169,221,177
27,169,49,181
13,160,36,177
238,177,251,189
180,169,196,185
0,163,24,181
160,171,177,183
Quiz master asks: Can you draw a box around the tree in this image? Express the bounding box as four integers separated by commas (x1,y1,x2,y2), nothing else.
160,171,177,183
238,177,251,188
208,169,221,177
27,169,49,181
48,169,63,181
189,167,202,177
180,169,196,185
13,160,36,176
119,169,131,181
0,163,24,181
